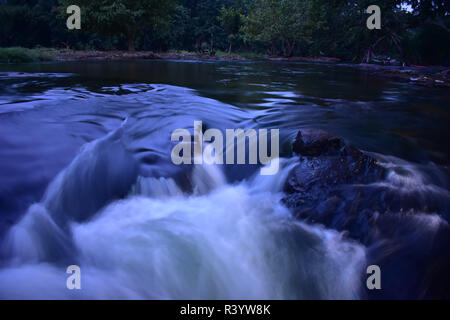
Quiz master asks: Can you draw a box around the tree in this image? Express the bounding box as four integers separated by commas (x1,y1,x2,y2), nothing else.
0,0,71,48
305,0,409,62
402,0,450,64
179,0,232,52
218,6,243,53
242,0,313,57
406,0,450,33
276,0,314,57
58,0,176,51
339,0,408,63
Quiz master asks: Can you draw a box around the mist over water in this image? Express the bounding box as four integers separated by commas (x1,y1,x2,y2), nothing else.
0,61,448,299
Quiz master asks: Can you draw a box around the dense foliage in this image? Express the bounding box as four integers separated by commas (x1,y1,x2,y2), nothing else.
0,0,449,64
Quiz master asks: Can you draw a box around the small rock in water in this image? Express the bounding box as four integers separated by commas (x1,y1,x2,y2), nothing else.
292,129,343,157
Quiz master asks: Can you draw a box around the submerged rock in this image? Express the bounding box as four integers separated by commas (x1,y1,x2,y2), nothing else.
283,129,450,299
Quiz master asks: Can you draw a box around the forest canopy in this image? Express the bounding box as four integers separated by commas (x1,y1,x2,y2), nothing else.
0,0,449,65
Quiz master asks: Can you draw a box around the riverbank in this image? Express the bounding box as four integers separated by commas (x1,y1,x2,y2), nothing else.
52,49,253,61
1,48,449,88
55,50,450,88
0,47,54,63
0,47,341,63
51,49,344,63
341,63,450,88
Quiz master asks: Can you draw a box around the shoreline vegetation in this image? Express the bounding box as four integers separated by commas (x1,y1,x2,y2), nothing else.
1,47,449,88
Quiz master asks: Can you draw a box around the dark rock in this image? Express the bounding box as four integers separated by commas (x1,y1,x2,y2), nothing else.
292,129,343,157
285,129,385,234
284,129,449,237
283,129,450,299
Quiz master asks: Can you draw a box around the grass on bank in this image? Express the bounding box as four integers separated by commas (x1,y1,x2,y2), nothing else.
0,47,55,63
215,50,265,59
172,49,266,60
0,47,267,62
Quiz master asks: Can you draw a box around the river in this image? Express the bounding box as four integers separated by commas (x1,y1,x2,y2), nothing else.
0,60,448,299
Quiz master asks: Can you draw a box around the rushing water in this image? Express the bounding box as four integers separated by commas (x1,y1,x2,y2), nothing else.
0,60,448,299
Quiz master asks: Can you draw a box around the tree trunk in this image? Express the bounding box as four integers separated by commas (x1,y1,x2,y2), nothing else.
127,29,135,52
287,40,296,57
271,40,276,56
228,41,232,55
195,35,205,53
365,47,372,63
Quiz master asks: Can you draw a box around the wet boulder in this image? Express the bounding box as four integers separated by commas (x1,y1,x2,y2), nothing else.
283,129,450,239
283,129,450,299
283,129,385,240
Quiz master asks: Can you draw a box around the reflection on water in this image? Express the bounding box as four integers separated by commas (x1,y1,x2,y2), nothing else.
1,60,448,163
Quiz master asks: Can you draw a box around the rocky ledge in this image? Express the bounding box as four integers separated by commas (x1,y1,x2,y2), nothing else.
283,129,450,299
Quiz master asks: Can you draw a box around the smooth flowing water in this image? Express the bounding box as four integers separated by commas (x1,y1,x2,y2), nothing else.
0,60,448,299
